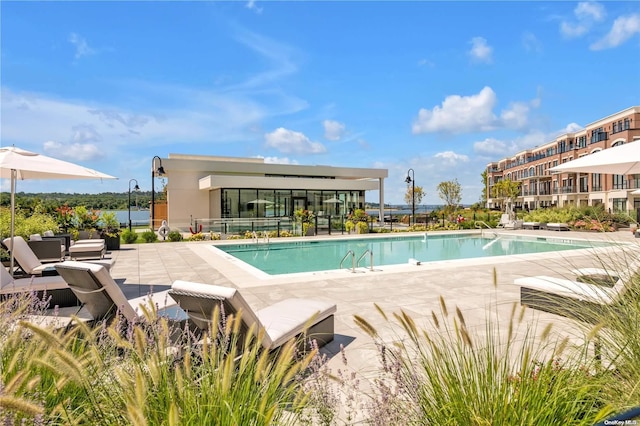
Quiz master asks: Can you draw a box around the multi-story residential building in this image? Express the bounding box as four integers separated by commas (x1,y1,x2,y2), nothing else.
486,106,640,214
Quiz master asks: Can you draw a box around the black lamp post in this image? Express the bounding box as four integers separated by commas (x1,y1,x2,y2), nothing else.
128,179,140,231
151,156,165,231
405,168,415,226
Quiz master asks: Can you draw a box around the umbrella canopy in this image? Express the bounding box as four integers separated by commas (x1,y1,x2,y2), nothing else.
323,197,343,204
247,199,274,204
0,146,117,273
549,142,640,175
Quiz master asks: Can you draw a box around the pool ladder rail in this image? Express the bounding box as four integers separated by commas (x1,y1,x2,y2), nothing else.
340,249,375,273
475,221,498,238
252,231,270,246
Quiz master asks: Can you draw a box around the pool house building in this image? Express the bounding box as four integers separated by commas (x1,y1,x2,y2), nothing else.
154,154,388,232
486,106,640,214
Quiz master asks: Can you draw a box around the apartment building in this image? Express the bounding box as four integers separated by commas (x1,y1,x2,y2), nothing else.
486,106,640,213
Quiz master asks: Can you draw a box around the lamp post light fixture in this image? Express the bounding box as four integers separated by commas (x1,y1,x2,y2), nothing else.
128,179,140,231
405,168,415,226
151,156,165,231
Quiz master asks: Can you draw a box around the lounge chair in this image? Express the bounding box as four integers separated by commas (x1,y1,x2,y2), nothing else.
522,221,543,230
497,214,510,228
54,261,182,323
168,280,336,351
2,236,114,277
513,263,637,322
546,222,570,231
1,265,78,307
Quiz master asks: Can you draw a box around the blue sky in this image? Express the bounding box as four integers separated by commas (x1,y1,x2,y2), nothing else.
2,1,639,205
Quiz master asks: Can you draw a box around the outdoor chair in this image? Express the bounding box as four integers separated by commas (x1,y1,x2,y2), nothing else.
168,280,336,351
54,261,183,323
27,234,66,262
546,222,570,231
1,265,78,307
513,262,638,322
2,236,114,277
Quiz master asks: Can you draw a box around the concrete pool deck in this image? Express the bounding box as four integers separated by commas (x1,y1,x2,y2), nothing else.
108,228,638,377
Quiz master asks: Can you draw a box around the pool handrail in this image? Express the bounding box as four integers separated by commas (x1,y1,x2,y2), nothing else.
357,249,374,272
340,250,355,273
475,220,497,238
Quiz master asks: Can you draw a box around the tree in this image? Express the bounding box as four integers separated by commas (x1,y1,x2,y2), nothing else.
492,179,521,216
404,185,425,207
437,179,462,213
480,169,488,206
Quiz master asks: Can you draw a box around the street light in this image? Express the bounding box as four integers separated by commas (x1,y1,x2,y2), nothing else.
128,179,140,231
151,156,165,231
405,168,415,226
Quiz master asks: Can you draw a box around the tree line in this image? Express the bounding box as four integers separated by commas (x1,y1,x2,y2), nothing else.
0,191,160,213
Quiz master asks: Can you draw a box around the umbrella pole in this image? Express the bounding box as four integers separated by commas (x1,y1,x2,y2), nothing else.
9,169,15,276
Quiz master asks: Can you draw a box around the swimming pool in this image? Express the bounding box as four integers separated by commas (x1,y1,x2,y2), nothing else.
215,234,609,276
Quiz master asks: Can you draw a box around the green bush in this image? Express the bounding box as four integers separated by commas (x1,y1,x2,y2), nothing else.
140,229,158,243
0,207,59,239
121,229,139,244
167,230,183,242
187,232,204,241
356,221,369,234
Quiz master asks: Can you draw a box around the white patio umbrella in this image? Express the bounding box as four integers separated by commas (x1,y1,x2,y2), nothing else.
323,197,343,204
549,142,640,175
0,146,117,273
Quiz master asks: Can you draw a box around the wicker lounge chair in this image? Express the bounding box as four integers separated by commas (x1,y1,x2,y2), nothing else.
3,236,114,277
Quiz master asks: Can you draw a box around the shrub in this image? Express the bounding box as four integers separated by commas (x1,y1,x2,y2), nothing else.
140,229,158,243
121,229,139,244
356,221,369,234
210,232,221,240
188,232,205,241
167,230,183,242
345,220,355,233
0,296,315,424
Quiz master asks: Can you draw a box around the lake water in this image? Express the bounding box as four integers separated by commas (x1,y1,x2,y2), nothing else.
105,210,150,226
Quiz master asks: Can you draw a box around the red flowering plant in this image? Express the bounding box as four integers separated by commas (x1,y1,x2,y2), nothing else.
55,204,74,232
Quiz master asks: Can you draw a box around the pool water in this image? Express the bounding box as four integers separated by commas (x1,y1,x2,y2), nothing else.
216,234,607,275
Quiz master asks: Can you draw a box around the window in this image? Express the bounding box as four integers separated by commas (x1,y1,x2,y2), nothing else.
624,118,630,130
612,198,627,212
592,173,602,191
613,175,626,189
590,127,608,143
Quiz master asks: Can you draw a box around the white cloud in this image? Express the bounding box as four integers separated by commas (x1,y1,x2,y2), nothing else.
434,151,470,167
412,86,498,134
560,1,606,38
323,120,346,141
590,14,640,50
474,138,510,156
500,101,532,130
468,37,493,64
68,32,95,59
417,58,435,67
43,140,103,161
261,156,299,165
522,32,543,53
264,128,326,154
412,87,541,135
564,122,583,133
575,2,605,21
245,0,263,14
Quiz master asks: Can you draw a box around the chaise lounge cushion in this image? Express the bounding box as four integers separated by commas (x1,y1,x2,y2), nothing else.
169,280,337,350
514,275,619,305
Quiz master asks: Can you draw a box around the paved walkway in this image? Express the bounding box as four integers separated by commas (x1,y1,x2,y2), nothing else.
108,229,638,375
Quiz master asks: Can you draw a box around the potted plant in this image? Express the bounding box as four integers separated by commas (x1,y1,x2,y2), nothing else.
99,212,122,250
